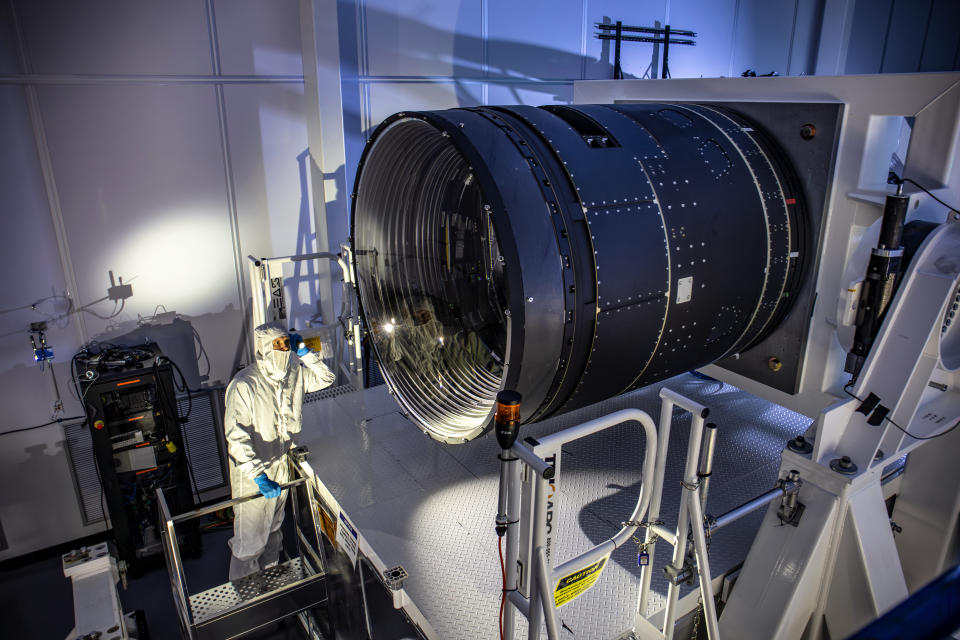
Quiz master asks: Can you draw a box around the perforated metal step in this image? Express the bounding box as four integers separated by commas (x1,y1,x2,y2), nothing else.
189,558,309,624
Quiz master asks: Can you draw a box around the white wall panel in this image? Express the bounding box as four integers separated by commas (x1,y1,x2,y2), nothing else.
920,0,960,71
845,0,892,74
0,424,99,560
365,81,481,127
584,0,669,79
35,84,240,382
487,0,584,79
0,84,81,384
0,84,99,560
881,0,931,73
362,0,483,77
1,2,22,74
663,0,738,78
214,0,304,76
730,0,796,77
486,82,573,105
15,0,212,75
223,83,327,332
787,0,825,76
224,84,310,259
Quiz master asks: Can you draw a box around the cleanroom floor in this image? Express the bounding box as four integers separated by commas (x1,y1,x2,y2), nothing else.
298,373,812,640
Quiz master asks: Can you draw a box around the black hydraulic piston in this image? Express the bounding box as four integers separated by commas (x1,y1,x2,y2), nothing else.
845,192,909,378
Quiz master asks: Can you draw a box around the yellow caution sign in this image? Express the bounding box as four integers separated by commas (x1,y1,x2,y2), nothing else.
554,555,609,608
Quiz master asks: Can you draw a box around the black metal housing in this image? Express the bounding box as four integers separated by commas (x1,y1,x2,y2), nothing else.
351,103,819,442
78,344,199,571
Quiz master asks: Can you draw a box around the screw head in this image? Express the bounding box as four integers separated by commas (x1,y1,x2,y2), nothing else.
830,455,858,475
800,123,817,140
787,435,813,454
767,356,782,372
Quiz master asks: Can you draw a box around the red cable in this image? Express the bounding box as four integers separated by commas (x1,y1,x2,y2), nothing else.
499,535,506,640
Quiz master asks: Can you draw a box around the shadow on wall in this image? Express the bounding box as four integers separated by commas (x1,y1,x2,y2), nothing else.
285,149,350,334
89,307,246,388
335,2,643,200
0,437,89,564
102,4,651,376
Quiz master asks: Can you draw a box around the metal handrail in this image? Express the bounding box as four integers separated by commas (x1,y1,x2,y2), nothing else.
157,488,193,629
171,478,307,524
158,472,318,638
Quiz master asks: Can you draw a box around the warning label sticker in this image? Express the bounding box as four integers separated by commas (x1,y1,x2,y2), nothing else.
317,505,338,547
554,555,609,608
336,511,360,568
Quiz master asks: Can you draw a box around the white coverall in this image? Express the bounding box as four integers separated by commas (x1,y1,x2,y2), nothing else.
224,322,335,580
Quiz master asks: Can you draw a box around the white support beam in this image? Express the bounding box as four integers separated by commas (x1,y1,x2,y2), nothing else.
298,0,349,329
815,0,858,76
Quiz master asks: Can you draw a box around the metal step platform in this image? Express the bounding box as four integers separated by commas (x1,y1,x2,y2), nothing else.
188,558,325,629
159,477,332,640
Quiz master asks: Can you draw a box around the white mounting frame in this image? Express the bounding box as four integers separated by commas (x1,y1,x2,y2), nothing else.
247,248,363,387
573,73,960,639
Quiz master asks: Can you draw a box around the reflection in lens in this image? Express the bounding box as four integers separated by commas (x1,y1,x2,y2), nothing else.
353,119,507,442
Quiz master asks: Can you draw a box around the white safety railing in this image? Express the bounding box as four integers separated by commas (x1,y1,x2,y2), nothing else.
497,387,734,640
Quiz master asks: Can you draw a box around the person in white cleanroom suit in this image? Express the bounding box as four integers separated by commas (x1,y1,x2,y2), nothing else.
224,322,335,580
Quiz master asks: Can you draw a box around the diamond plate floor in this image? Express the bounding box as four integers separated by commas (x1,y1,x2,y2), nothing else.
297,374,812,639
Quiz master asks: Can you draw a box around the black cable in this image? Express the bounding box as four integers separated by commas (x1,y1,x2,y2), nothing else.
891,175,960,214
155,355,201,503
843,383,960,441
0,415,85,437
190,325,212,379
498,535,506,640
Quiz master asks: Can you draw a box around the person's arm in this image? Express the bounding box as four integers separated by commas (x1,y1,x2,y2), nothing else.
290,334,336,392
298,350,336,392
224,378,266,479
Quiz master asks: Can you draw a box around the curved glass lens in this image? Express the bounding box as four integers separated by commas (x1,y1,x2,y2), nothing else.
353,118,508,441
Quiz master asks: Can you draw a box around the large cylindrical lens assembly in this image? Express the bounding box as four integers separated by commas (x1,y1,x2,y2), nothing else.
351,104,806,443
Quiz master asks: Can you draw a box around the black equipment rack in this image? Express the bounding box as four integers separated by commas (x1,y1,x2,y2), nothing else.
78,343,200,573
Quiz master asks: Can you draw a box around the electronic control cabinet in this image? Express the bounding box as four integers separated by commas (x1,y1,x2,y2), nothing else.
78,344,200,573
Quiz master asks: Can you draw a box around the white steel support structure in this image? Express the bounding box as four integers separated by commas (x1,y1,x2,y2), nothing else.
247,250,363,388
299,0,350,331
573,74,960,639
719,220,960,640
63,542,131,640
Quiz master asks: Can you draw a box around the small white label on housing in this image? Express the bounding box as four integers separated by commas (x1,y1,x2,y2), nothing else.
677,277,693,304
336,511,360,567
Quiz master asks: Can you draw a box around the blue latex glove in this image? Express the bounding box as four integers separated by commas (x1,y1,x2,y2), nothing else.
289,333,310,357
254,472,282,499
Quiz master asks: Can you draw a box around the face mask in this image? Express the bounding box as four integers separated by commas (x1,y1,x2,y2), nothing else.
265,349,292,379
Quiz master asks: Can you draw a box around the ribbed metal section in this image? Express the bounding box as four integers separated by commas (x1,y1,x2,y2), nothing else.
64,420,105,524
177,392,227,493
351,103,806,442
